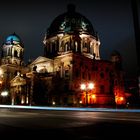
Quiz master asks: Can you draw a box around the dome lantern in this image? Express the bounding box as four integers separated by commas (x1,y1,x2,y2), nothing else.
67,4,76,13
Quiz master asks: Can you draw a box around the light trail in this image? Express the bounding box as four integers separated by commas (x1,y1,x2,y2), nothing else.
0,104,140,113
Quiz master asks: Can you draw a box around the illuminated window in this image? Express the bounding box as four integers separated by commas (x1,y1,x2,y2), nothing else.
83,42,88,52
75,41,78,52
65,42,70,51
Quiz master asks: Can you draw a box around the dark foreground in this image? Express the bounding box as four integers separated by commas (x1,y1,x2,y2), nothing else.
0,107,140,139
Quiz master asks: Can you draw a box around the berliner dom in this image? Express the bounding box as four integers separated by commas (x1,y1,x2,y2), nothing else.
0,5,126,107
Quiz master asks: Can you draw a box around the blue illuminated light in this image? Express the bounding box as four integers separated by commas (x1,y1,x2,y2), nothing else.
6,35,20,42
0,105,140,113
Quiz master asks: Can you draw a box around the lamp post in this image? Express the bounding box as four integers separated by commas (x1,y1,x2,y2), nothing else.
80,82,94,107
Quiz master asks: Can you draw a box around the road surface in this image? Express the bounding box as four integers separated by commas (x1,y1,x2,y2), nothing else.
0,106,140,139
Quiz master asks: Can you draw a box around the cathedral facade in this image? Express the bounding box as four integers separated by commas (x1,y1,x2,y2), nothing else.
0,5,126,107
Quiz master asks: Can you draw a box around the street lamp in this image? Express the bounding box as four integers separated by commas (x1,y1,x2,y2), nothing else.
1,90,9,104
80,82,94,107
1,91,8,97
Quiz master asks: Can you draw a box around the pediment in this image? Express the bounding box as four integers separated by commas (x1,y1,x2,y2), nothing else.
30,56,53,66
10,76,26,86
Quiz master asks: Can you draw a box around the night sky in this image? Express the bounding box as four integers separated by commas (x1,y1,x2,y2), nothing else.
0,0,139,78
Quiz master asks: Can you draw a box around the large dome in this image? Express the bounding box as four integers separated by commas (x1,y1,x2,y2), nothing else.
47,4,97,37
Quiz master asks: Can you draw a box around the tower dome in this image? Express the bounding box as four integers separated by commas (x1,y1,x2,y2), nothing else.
47,4,97,37
6,34,20,42
5,33,23,46
1,33,24,66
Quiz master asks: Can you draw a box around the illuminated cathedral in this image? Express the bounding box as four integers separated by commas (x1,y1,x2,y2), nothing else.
0,5,126,107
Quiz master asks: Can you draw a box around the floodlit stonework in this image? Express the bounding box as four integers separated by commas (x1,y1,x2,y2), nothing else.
0,5,126,107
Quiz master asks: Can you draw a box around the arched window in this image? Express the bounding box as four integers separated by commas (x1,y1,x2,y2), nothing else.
52,42,56,53
65,70,69,78
8,48,11,56
65,42,70,52
1,50,3,57
75,41,78,52
83,42,87,52
100,85,105,93
14,50,17,57
50,44,52,53
20,51,23,58
65,43,68,52
3,49,7,56
100,72,104,79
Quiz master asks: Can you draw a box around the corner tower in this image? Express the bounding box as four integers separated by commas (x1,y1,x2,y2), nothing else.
1,33,24,66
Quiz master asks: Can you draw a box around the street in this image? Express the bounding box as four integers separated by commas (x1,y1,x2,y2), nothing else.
0,106,140,139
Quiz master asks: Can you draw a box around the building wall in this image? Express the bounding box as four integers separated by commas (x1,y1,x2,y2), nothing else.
71,54,115,106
